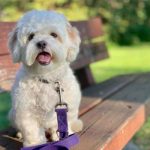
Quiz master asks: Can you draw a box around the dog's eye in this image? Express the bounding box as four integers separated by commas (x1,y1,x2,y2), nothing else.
28,33,35,41
50,32,57,38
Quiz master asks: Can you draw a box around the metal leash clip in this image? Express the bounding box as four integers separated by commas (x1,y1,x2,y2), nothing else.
55,81,69,139
55,81,68,110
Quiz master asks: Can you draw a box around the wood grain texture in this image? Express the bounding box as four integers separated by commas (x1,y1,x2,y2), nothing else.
0,55,19,91
71,17,103,40
0,22,16,55
73,73,150,150
79,74,138,117
74,99,145,150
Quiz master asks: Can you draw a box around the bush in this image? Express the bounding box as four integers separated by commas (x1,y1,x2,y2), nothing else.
84,0,150,45
137,24,150,42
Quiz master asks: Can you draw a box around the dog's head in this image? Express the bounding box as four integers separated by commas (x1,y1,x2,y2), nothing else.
8,10,81,72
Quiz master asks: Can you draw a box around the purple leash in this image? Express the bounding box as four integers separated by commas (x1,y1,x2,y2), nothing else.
21,133,79,150
55,107,68,139
21,82,79,150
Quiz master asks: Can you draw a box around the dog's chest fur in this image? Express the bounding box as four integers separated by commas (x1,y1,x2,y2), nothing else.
19,78,61,112
11,65,81,127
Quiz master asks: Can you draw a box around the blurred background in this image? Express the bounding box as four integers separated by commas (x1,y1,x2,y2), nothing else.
0,0,150,149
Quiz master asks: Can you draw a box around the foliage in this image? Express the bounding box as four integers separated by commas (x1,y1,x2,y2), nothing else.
0,0,150,45
83,0,150,45
0,0,88,21
0,0,59,21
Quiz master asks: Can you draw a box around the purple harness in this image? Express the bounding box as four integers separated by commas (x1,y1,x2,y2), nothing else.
21,82,79,150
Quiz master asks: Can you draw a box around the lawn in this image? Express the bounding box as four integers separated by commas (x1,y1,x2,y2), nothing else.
0,92,11,130
0,43,150,149
91,43,150,83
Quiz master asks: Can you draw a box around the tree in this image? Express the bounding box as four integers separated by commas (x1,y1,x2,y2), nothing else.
83,0,150,45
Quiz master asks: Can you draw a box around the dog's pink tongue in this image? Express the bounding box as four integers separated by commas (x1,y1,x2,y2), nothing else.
36,52,51,65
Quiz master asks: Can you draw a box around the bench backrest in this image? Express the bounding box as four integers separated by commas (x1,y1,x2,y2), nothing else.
0,18,108,90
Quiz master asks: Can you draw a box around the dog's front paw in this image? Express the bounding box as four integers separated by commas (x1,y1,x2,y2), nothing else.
46,128,59,141
16,132,23,140
71,119,83,132
51,130,59,141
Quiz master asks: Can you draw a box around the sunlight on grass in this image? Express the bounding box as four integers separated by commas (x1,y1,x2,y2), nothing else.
133,117,150,150
91,43,150,83
0,92,11,130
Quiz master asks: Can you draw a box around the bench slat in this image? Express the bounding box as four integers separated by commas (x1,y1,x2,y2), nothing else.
0,55,18,81
71,51,108,70
79,96,100,116
0,22,15,55
79,74,138,116
71,18,103,40
74,98,145,150
73,73,150,150
71,43,108,70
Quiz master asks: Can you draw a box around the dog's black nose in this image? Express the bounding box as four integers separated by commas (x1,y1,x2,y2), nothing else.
36,41,47,49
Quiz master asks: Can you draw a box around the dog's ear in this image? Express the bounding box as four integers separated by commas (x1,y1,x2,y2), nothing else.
66,23,81,62
8,27,21,63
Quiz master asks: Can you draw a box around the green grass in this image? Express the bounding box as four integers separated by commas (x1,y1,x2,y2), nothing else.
133,117,150,150
0,92,11,130
0,43,150,149
91,43,150,83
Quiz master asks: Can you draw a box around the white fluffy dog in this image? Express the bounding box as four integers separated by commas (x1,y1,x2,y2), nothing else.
8,10,83,147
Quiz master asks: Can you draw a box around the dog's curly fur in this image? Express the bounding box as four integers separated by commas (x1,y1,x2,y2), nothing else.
8,10,83,147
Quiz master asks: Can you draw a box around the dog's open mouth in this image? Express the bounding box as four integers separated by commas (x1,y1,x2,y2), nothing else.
36,52,52,65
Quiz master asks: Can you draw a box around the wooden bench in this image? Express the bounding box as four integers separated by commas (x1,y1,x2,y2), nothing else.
0,18,150,150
